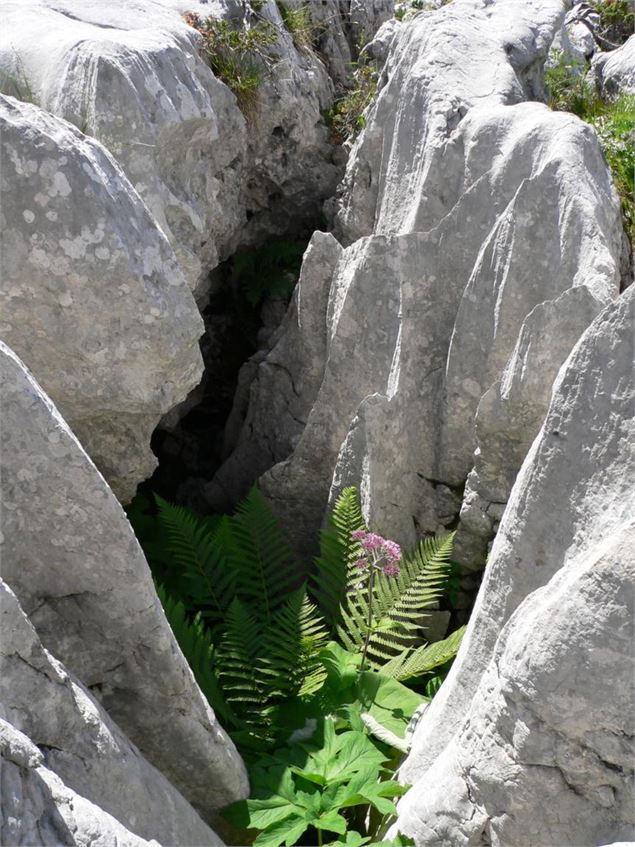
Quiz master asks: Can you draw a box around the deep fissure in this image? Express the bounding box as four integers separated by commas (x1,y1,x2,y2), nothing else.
137,231,313,513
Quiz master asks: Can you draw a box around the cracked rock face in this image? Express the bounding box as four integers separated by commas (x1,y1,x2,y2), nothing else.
392,285,635,847
0,580,221,846
208,0,623,579
0,341,248,832
0,95,204,502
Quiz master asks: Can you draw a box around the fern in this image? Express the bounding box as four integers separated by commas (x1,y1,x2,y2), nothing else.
157,585,238,729
337,534,455,669
216,597,272,737
226,488,298,622
312,486,367,626
261,586,330,699
381,625,467,682
155,495,231,629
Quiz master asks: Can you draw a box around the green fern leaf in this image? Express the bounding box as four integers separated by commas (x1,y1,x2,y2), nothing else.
312,486,367,626
154,495,232,625
261,586,329,700
224,487,298,623
383,625,467,682
217,597,268,731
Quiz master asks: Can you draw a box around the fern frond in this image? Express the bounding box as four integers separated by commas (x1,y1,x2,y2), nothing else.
216,597,273,734
224,487,297,622
259,586,329,699
156,585,239,729
155,495,232,625
382,625,467,682
312,486,367,625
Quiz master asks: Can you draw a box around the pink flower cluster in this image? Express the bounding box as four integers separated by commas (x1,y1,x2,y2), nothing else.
351,529,402,577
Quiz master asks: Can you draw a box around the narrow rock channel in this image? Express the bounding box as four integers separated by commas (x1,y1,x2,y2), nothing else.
0,0,633,845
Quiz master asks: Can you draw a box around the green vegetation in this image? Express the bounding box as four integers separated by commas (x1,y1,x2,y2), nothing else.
0,66,36,105
395,0,453,22
183,12,278,114
128,486,465,845
590,0,634,46
276,2,320,50
325,63,379,143
545,50,635,245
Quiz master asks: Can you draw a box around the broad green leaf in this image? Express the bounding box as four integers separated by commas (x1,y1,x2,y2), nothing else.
326,832,371,846
314,810,347,834
355,671,422,738
248,806,299,830
253,815,308,847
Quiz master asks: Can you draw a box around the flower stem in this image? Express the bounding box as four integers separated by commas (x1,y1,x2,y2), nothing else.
318,828,323,847
360,565,375,670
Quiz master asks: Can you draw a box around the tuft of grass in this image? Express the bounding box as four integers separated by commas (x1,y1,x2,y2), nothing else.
324,62,379,143
545,50,635,246
0,65,37,105
275,2,320,50
183,12,278,116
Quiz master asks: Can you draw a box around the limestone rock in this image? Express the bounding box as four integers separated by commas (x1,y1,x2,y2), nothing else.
394,286,635,845
1,719,159,847
0,580,220,845
592,34,635,97
0,341,248,825
0,95,204,501
551,3,601,63
210,0,622,566
0,0,390,293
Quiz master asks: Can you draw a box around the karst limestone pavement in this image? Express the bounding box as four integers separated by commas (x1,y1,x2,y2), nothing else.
1,0,633,844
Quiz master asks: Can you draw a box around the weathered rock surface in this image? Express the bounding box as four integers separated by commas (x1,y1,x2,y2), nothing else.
393,284,635,846
0,341,248,829
0,95,204,502
592,34,635,97
0,0,390,294
0,580,221,845
1,719,157,847
209,0,623,576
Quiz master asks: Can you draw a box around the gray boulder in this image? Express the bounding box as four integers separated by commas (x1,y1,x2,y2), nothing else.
0,580,221,845
0,341,248,826
592,34,635,97
393,284,635,846
0,0,390,294
0,95,204,501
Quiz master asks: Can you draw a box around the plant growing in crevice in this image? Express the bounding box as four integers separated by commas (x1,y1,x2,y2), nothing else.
324,62,379,143
128,486,465,845
275,1,321,50
544,49,635,245
589,0,635,47
395,0,453,21
183,12,278,115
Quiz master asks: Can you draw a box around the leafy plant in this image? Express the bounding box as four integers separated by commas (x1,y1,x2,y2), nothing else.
325,63,378,143
544,50,635,245
313,489,459,679
129,486,465,844
224,718,414,847
183,12,278,114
